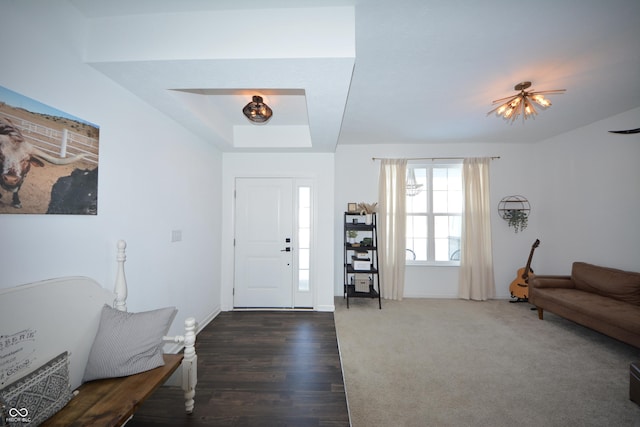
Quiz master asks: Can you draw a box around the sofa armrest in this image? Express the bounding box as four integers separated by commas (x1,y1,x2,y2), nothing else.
529,275,574,289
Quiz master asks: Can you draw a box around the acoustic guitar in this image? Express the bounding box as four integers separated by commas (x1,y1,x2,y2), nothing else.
509,239,540,302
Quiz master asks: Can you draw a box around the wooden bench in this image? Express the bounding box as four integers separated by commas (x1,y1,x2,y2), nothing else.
42,354,183,427
0,240,197,426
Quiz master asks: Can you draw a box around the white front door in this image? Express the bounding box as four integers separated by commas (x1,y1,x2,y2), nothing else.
234,178,294,308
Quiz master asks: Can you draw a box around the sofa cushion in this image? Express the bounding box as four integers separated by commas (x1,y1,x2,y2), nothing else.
533,287,640,338
572,262,640,305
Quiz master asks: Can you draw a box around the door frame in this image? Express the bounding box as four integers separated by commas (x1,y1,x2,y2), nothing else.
232,176,316,310
220,153,335,313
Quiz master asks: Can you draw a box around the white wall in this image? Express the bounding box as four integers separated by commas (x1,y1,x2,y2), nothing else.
535,108,640,274
220,153,335,311
335,110,640,299
0,1,223,336
335,143,540,299
2,2,637,318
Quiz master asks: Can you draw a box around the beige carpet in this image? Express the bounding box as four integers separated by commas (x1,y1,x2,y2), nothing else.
334,297,640,427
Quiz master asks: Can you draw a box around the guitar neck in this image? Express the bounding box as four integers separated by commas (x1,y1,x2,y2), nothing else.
522,255,534,280
522,239,540,280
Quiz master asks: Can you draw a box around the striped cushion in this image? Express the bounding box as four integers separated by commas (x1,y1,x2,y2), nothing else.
82,305,177,383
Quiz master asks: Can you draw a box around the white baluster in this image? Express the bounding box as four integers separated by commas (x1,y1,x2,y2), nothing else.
113,240,128,311
182,317,197,414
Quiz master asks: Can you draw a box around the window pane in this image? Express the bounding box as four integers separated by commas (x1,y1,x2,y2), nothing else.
412,167,428,194
433,168,448,191
405,164,461,264
407,192,427,213
450,215,461,238
405,243,417,260
414,167,427,185
407,237,428,261
433,190,447,212
449,237,461,261
298,269,309,291
407,213,428,261
299,186,310,206
298,248,309,269
298,186,311,292
434,237,462,261
299,207,310,228
407,167,427,212
414,238,428,260
449,190,462,212
434,215,461,261
434,238,449,261
434,216,449,238
448,168,462,190
299,228,310,248
435,215,462,238
407,215,428,238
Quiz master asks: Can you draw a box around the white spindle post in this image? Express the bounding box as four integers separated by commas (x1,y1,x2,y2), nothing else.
182,317,197,414
114,240,128,311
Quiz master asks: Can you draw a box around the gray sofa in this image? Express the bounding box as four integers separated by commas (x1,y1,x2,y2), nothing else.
529,262,640,348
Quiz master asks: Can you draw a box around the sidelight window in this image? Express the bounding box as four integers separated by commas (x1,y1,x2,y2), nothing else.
298,186,311,291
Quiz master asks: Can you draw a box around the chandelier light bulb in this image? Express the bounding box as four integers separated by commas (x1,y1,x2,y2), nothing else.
504,107,514,119
532,94,551,107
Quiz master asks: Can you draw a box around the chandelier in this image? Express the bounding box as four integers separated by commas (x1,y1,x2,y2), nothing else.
243,95,273,123
488,81,565,123
406,168,423,197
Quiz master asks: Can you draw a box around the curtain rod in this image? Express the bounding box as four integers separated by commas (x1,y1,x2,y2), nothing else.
371,156,500,161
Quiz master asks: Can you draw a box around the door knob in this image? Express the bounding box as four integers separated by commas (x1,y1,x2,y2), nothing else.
280,247,291,252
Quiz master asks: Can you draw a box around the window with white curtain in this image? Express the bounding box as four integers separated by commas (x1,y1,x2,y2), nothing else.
406,163,462,265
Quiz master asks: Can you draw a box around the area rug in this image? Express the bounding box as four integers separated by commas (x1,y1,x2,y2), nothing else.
334,297,640,427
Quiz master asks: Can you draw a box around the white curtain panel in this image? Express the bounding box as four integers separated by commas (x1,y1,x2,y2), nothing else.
458,157,496,300
378,159,407,300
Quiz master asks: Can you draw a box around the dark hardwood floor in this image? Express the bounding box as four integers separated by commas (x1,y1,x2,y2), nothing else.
127,311,350,427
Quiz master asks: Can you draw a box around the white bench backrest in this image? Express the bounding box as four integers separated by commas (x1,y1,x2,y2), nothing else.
0,276,114,390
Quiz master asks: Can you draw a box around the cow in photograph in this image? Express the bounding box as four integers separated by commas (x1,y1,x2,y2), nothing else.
47,167,98,214
0,117,85,208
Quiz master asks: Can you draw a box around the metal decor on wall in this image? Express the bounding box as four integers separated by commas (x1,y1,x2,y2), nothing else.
498,195,530,233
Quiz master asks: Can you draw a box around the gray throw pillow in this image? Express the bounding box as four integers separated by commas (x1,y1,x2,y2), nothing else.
0,351,72,426
82,305,177,383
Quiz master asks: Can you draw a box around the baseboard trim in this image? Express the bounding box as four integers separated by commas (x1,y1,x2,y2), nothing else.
315,304,335,312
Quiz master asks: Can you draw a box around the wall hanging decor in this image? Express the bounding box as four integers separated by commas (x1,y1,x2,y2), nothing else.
0,85,99,215
498,195,530,233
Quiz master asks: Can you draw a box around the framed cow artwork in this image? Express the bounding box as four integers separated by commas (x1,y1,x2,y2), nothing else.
0,85,99,215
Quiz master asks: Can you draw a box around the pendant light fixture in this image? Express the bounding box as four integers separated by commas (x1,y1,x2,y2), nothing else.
406,167,423,197
488,81,565,123
243,95,273,123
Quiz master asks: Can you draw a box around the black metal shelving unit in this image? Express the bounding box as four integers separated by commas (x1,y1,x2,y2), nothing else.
343,212,381,309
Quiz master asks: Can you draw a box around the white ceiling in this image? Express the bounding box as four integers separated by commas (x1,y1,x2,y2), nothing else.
70,0,640,152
